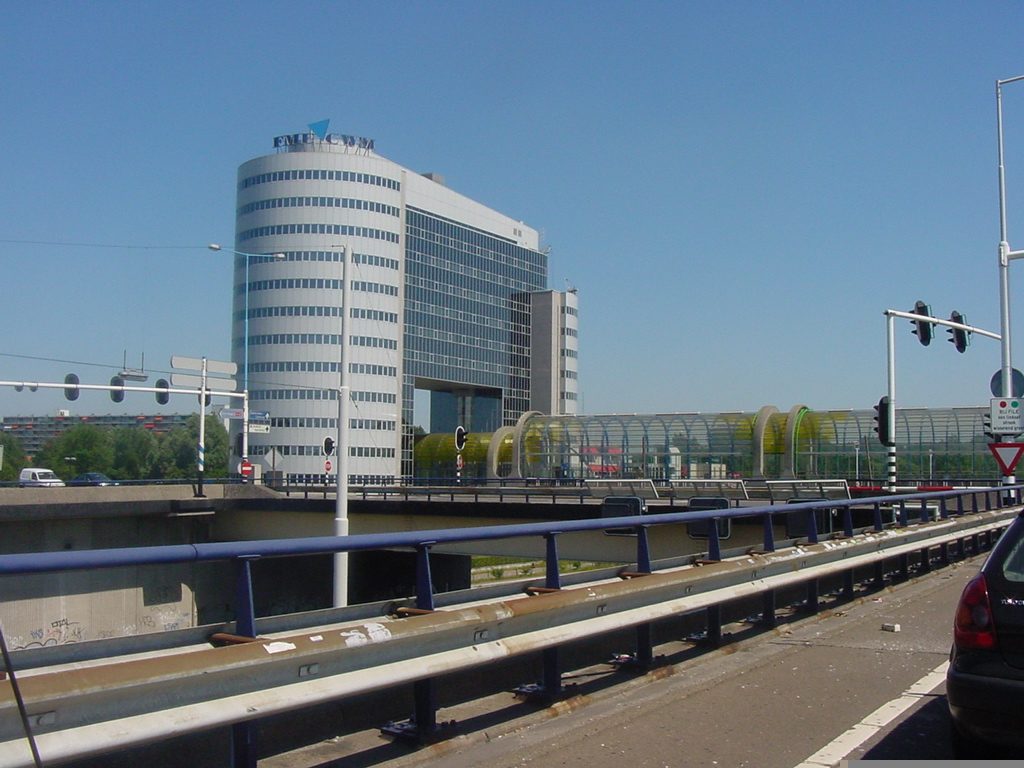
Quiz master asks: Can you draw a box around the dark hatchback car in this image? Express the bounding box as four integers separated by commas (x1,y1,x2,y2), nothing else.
68,472,118,487
947,511,1024,757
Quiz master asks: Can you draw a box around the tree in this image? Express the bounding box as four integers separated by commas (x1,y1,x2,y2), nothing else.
111,427,158,480
0,432,29,482
152,415,229,479
35,424,113,479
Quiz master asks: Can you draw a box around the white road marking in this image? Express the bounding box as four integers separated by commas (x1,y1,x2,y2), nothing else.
793,660,949,768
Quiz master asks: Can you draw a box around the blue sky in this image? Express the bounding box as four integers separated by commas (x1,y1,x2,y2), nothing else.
3,1,1024,425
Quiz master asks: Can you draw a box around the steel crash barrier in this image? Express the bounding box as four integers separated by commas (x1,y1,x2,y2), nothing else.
0,487,1020,768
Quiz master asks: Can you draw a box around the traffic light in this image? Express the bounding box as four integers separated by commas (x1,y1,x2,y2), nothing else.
873,396,894,447
63,373,80,401
947,311,971,354
323,436,336,456
110,375,125,403
455,425,467,452
155,378,170,405
910,300,934,346
983,412,995,441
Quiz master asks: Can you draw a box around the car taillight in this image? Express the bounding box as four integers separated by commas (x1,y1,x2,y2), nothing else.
954,574,997,651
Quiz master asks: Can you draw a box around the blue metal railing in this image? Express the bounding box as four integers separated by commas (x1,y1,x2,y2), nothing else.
0,484,1017,767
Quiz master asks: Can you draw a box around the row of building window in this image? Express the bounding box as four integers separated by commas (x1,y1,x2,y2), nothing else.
563,327,578,337
252,361,397,377
246,250,398,271
351,280,399,297
239,305,341,321
251,389,396,404
563,305,579,317
352,308,399,323
351,336,398,350
238,196,400,218
354,253,400,270
250,444,396,458
248,333,396,348
238,223,400,244
263,416,394,431
239,168,400,191
247,278,397,295
562,349,578,358
350,419,396,431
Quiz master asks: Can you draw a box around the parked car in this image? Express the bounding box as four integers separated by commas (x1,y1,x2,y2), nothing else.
947,510,1024,757
18,468,65,487
68,472,118,487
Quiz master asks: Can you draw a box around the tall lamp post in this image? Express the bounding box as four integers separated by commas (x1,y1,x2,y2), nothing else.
332,244,352,608
208,244,285,467
996,76,1024,492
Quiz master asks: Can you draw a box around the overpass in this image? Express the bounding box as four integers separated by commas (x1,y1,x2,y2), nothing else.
0,486,1017,767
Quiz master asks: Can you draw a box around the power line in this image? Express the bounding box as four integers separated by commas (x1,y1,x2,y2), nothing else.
0,239,207,250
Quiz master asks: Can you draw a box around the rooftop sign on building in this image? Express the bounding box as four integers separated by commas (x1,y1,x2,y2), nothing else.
273,119,374,152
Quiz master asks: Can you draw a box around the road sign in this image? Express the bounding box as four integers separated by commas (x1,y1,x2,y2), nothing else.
248,423,270,433
325,459,333,473
250,411,270,421
239,459,253,478
221,408,244,419
991,369,1024,398
456,453,464,470
989,443,1024,476
171,356,238,376
990,398,1024,435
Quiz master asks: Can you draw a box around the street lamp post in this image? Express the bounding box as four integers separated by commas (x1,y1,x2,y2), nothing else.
333,244,352,608
996,76,1024,492
208,244,285,468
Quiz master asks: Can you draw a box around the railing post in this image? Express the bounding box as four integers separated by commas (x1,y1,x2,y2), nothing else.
545,533,561,590
873,502,884,532
635,526,654,668
842,507,854,538
707,518,722,562
806,509,819,544
898,501,908,527
762,512,775,553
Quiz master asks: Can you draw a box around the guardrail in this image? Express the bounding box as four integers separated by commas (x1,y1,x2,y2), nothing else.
0,486,1019,768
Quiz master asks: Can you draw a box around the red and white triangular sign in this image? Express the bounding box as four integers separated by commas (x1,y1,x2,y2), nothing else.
989,443,1024,476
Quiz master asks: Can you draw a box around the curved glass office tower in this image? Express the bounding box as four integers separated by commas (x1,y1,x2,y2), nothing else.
233,129,571,482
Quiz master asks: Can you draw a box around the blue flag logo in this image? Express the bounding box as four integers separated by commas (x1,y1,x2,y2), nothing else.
308,119,330,140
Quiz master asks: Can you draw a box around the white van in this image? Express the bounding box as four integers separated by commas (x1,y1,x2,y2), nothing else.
18,468,65,487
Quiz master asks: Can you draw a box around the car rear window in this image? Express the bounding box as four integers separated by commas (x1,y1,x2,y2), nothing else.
1001,534,1024,582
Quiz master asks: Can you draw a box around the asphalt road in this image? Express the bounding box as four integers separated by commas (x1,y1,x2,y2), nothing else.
265,553,995,768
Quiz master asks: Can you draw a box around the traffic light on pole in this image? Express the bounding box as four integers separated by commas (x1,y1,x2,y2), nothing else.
63,373,79,401
874,396,894,447
110,375,125,403
947,310,971,354
155,378,170,405
323,436,336,456
910,300,934,346
983,412,995,441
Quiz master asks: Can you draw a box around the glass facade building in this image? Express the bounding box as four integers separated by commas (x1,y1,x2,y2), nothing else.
233,131,574,482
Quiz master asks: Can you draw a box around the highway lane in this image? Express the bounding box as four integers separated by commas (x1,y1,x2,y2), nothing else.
262,553,991,768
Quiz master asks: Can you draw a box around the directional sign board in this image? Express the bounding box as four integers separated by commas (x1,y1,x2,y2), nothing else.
171,356,237,376
171,373,238,391
248,423,270,434
221,408,244,419
990,398,1024,436
989,443,1024,476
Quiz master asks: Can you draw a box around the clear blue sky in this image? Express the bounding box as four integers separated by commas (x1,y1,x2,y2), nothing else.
3,1,1024,423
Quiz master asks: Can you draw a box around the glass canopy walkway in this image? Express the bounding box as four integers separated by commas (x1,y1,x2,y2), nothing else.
414,405,997,483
